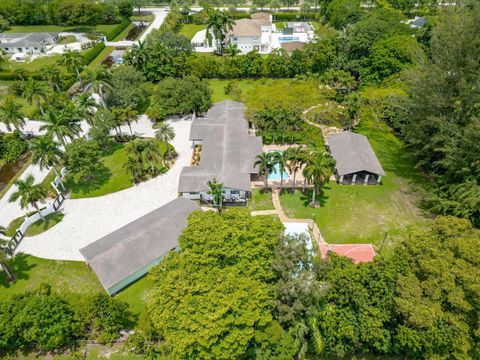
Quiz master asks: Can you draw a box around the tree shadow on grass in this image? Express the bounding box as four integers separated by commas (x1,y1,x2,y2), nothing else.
65,164,112,196
298,185,330,208
0,253,35,289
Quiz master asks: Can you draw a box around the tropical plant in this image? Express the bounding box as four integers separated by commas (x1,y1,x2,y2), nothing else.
111,106,138,135
285,146,307,191
0,96,25,132
225,44,240,57
42,65,63,92
142,140,163,173
153,122,175,158
207,177,224,212
302,150,335,206
59,49,84,76
21,78,47,115
40,109,81,146
254,152,275,190
205,9,235,54
9,174,47,220
31,135,65,191
124,156,143,183
0,231,13,281
271,151,288,190
81,67,112,104
75,93,98,126
64,138,102,182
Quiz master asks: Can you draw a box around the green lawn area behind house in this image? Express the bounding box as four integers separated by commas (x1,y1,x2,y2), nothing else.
5,54,66,73
178,24,206,39
248,188,275,211
280,116,431,252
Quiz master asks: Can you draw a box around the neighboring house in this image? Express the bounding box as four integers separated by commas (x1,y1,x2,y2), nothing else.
228,12,273,54
178,100,263,205
0,32,58,54
319,244,376,264
326,131,386,185
80,197,198,295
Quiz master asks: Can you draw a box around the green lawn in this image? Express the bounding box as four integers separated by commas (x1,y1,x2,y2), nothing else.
66,140,169,199
279,118,431,251
57,35,76,44
208,79,259,103
273,22,286,30
5,54,65,73
178,24,206,39
113,23,135,41
248,188,275,211
0,255,154,318
5,24,120,35
5,212,64,237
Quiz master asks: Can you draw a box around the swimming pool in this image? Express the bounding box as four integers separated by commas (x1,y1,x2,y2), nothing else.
279,36,300,43
283,222,313,252
268,151,289,181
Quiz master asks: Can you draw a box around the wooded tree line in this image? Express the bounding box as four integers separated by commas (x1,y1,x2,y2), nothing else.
126,211,480,359
0,0,130,27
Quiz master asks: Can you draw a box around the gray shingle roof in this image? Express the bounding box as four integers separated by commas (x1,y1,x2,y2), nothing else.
178,100,263,192
0,32,57,48
327,131,386,177
79,197,198,292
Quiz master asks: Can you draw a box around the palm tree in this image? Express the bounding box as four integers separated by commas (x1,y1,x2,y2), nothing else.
75,93,98,126
0,96,25,131
125,139,145,164
125,40,148,72
285,146,307,192
0,234,13,281
154,122,175,158
31,135,65,191
205,9,235,54
207,177,224,212
22,78,47,115
9,174,47,221
272,151,288,190
124,156,143,183
112,107,138,135
142,140,163,173
59,49,83,76
40,109,81,146
42,65,63,92
81,67,112,105
302,151,335,207
254,152,275,190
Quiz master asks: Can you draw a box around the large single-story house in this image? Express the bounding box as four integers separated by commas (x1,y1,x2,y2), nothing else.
326,131,386,185
80,197,198,295
178,100,263,205
0,32,58,54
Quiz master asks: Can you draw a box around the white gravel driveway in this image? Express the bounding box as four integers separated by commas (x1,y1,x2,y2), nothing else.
16,116,193,260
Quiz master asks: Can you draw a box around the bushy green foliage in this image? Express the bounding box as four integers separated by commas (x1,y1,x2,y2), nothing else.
82,42,106,66
145,209,293,359
104,18,131,41
105,65,150,111
0,131,28,164
147,76,211,121
65,138,102,182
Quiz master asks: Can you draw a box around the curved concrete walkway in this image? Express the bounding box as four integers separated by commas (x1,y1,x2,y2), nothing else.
16,116,193,260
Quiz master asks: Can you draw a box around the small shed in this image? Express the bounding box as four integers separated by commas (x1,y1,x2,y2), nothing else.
327,131,386,185
80,197,198,295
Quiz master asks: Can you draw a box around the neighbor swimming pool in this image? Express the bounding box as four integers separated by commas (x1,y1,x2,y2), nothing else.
283,222,313,252
268,151,289,181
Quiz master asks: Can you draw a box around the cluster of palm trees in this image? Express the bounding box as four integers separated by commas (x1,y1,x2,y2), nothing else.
254,146,335,206
253,108,302,144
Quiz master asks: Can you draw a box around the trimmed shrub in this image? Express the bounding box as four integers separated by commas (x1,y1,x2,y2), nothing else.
82,42,106,66
104,18,130,41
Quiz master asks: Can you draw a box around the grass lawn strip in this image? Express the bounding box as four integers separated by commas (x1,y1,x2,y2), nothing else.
87,46,115,69
248,188,275,211
178,24,206,39
5,24,121,35
5,212,64,237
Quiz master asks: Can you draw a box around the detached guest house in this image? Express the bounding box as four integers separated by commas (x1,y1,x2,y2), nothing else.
179,100,263,205
327,131,386,185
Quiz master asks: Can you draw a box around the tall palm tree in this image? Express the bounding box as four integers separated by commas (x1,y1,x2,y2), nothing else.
0,234,13,281
153,122,175,158
302,151,335,207
254,152,275,190
142,140,163,173
75,93,98,126
42,65,63,92
272,151,288,190
40,109,81,146
124,156,143,183
31,135,66,191
285,146,307,192
112,107,138,135
125,40,148,72
0,96,25,131
205,9,235,54
81,67,112,105
9,174,47,221
22,78,47,115
59,49,83,76
207,177,224,212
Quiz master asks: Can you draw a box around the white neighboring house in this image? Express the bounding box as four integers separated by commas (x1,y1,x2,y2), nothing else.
178,100,263,206
0,32,58,54
228,12,274,54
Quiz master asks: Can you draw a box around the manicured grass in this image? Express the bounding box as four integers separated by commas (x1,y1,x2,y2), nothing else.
5,54,65,73
178,23,206,39
57,35,76,44
274,21,286,30
5,24,121,35
131,14,155,22
66,140,169,199
0,255,154,318
279,119,431,251
5,212,63,237
248,188,275,211
208,79,260,103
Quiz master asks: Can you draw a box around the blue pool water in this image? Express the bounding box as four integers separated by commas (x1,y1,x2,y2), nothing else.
279,36,300,43
268,151,289,181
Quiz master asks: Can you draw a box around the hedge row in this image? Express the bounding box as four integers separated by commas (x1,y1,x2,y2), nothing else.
83,42,106,65
190,11,320,24
104,18,130,41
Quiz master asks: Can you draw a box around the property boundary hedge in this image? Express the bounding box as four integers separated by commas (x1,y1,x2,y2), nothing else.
104,18,130,41
82,42,106,65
